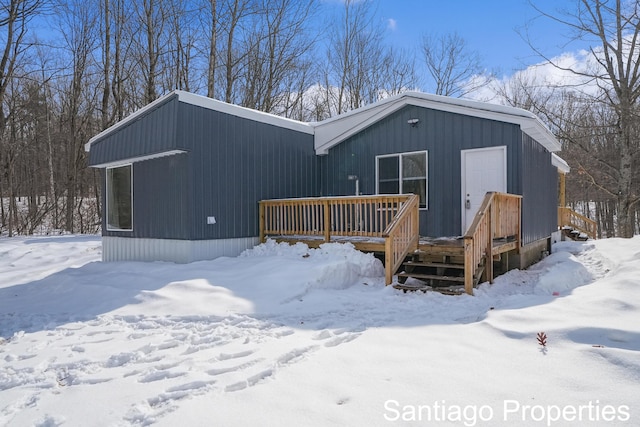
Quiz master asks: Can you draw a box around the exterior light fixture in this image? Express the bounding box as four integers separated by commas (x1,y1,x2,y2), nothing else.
407,118,419,127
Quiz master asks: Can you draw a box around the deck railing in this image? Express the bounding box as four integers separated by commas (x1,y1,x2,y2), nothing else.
463,192,522,295
382,194,420,284
558,207,597,239
259,194,419,285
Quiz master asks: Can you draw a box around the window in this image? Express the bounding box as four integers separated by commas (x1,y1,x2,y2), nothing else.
106,164,133,230
376,151,428,208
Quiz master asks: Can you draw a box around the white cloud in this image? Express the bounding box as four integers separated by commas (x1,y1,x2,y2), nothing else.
467,48,605,105
387,18,397,31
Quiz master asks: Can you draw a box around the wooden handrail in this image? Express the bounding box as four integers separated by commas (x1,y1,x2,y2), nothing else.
382,194,420,285
558,207,597,239
463,192,522,295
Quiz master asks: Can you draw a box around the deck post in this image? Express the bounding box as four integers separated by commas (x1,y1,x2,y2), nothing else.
259,201,265,243
486,204,494,284
516,197,522,252
385,237,393,285
323,200,331,242
463,237,473,295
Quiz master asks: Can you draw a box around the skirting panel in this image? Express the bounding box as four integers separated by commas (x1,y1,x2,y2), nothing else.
102,236,260,263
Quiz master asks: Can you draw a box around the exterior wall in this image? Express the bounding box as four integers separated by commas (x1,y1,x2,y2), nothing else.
102,236,259,263
178,102,319,240
89,95,180,166
520,133,558,245
102,154,190,239
319,105,523,237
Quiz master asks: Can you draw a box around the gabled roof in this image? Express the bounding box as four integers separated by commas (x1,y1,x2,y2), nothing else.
85,90,313,152
311,91,561,155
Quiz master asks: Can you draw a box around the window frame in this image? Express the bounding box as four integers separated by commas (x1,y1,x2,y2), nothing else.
106,163,133,231
375,150,428,209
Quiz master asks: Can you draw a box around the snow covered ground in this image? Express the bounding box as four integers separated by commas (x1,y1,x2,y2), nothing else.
1,235,638,426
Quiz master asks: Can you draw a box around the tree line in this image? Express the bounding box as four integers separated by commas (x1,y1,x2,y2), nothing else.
0,0,638,238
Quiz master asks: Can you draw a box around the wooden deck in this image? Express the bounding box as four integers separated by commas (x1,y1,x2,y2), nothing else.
259,192,522,295
271,235,517,258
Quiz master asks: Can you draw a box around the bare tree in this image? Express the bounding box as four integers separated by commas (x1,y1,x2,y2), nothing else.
202,0,218,98
321,0,415,117
240,0,316,113
0,0,45,235
56,0,99,232
420,32,492,97
530,0,640,237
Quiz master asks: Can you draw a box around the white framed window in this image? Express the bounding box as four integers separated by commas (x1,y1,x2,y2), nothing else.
106,164,133,231
376,150,428,209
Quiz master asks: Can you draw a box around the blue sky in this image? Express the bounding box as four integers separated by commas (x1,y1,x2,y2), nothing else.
372,0,589,76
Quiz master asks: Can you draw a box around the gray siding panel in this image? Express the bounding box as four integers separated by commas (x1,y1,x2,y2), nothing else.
89,96,180,166
521,133,558,244
103,154,190,239
320,105,523,237
178,103,319,240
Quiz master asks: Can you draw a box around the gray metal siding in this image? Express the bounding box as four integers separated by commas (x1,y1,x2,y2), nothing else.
102,154,190,239
320,105,523,237
178,103,319,240
89,96,180,166
521,133,558,245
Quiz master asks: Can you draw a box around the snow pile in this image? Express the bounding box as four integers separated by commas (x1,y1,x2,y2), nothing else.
241,239,384,290
1,235,639,426
530,251,594,294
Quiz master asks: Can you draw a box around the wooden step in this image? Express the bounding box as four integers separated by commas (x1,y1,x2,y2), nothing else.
414,246,464,257
403,261,464,269
396,272,465,283
393,283,465,295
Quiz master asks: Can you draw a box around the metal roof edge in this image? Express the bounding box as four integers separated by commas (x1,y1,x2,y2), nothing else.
175,91,314,134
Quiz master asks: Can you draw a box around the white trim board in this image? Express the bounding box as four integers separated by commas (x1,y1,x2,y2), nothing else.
92,150,187,169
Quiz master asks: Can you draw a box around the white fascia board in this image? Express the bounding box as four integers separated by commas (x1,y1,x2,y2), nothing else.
175,91,314,135
551,153,570,173
312,91,562,154
91,149,187,168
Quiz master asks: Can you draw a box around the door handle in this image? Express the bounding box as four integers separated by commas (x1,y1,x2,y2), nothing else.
466,199,471,209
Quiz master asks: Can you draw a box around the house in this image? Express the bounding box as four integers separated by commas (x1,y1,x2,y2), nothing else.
86,90,571,292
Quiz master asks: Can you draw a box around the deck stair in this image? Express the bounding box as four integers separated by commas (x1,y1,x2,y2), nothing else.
394,250,484,294
558,207,597,240
562,227,588,241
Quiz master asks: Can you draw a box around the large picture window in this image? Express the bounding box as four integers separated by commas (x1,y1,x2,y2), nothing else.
376,151,428,208
106,164,133,231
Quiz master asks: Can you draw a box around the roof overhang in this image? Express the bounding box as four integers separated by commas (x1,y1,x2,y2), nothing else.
311,91,562,155
551,153,570,174
90,149,187,169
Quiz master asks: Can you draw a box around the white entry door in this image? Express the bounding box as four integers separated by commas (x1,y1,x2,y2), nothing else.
461,146,507,232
